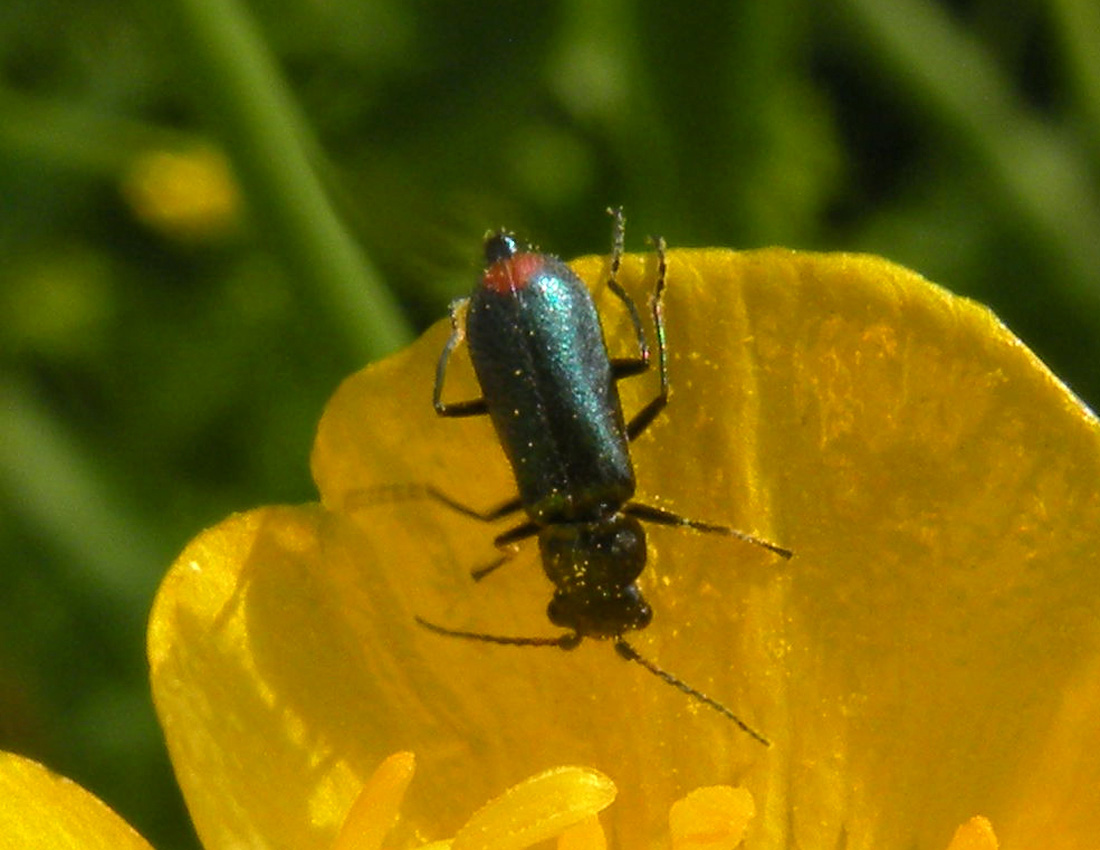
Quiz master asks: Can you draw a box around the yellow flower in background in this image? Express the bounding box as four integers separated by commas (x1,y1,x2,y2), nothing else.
5,249,1099,848
122,146,241,241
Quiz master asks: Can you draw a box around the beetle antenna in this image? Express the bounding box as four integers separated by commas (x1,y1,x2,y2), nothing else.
613,639,770,746
415,616,581,649
417,617,769,744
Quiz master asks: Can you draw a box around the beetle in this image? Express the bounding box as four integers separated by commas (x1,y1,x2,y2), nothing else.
418,209,791,743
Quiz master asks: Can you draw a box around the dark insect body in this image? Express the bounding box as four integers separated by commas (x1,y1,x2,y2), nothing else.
419,209,791,745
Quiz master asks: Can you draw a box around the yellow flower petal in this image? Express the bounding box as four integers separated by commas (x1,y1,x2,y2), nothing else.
995,652,1100,844
150,506,370,849
452,766,615,850
669,786,754,850
0,751,154,850
155,248,1100,849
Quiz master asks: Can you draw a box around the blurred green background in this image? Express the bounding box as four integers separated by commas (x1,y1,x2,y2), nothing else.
1,0,1098,846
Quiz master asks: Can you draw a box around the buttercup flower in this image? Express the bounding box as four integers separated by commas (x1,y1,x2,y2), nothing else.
122,146,241,241
6,250,1100,849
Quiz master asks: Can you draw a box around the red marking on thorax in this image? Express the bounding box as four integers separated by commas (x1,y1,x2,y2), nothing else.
482,252,545,294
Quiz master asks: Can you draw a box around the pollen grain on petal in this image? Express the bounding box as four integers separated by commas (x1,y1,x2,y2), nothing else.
452,766,616,850
332,752,417,850
668,786,755,850
945,816,998,850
